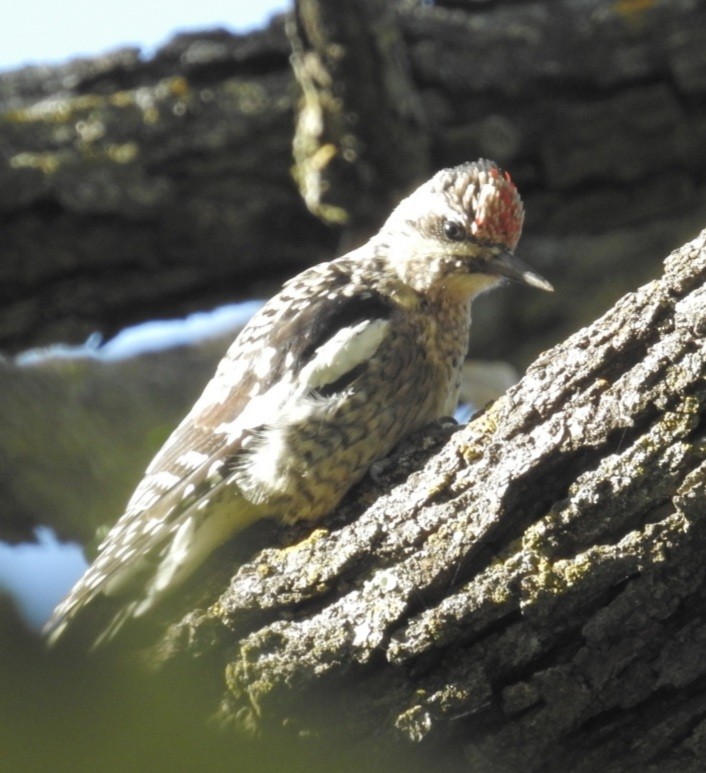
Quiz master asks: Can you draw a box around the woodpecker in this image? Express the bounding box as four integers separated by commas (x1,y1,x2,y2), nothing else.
45,159,552,647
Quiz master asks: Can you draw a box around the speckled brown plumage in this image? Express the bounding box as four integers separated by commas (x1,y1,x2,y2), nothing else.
45,159,551,648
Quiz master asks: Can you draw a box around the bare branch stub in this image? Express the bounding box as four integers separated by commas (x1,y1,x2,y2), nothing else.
289,0,430,233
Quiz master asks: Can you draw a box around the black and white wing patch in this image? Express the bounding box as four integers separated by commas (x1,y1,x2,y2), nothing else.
45,259,398,644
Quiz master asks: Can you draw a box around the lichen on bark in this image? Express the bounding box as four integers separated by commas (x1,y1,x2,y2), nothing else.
150,230,706,771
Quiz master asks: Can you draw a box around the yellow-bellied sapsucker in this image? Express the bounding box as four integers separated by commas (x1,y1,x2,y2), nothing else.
45,159,552,647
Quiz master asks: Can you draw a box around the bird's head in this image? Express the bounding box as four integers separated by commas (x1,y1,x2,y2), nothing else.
379,159,553,301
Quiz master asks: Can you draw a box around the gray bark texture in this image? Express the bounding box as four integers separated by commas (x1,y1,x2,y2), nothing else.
1,0,705,360
148,229,706,772
2,1,706,771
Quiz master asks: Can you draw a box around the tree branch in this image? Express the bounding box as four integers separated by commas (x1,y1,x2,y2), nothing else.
154,229,706,771
1,0,705,357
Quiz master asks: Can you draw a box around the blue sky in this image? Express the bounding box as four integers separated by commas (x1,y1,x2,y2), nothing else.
0,0,288,71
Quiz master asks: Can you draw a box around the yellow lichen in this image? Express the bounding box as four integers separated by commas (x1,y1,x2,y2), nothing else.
9,151,60,174
168,76,190,97
424,471,456,501
281,527,329,554
615,0,657,20
107,142,138,164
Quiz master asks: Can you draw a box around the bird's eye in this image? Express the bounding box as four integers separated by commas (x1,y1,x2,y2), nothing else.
442,220,466,241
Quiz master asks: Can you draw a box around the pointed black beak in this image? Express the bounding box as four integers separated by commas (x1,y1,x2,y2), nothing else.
489,251,553,292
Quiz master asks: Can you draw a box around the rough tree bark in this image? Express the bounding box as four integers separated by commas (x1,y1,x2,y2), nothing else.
150,229,706,772
2,2,706,771
1,0,704,359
